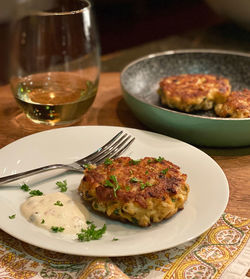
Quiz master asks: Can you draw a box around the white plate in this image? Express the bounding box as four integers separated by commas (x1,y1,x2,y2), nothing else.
0,126,229,257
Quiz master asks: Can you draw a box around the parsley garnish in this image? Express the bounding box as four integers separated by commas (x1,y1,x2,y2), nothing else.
125,185,130,191
104,180,114,187
21,183,43,196
51,226,65,233
104,158,113,166
29,190,43,196
129,159,141,165
147,159,153,164
54,200,63,206
112,237,119,241
9,214,16,219
56,180,67,192
145,170,149,175
20,183,30,192
41,219,45,224
155,156,165,162
77,221,106,242
160,168,169,175
140,181,153,190
130,177,141,183
104,175,120,197
83,164,92,170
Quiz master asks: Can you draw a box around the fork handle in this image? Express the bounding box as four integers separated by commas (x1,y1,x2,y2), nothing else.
0,164,72,185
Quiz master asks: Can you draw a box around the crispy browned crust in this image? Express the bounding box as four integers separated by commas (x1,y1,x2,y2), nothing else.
215,89,250,118
158,74,231,112
78,157,189,226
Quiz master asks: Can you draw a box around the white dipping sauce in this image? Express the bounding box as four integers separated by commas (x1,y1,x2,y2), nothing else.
21,192,88,234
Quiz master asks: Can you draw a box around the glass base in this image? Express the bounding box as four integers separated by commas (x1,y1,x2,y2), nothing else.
12,112,81,133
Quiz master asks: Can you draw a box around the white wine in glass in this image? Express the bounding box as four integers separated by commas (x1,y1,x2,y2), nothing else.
10,0,100,126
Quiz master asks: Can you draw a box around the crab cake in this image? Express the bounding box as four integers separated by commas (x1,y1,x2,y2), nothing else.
215,89,250,118
78,156,189,227
158,74,231,112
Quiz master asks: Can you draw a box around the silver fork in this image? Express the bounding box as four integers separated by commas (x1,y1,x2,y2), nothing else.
0,131,135,186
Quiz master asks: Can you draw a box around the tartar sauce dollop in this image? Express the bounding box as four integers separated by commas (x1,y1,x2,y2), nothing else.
21,192,88,234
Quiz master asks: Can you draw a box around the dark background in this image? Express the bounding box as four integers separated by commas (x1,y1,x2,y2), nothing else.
93,0,223,54
0,0,225,85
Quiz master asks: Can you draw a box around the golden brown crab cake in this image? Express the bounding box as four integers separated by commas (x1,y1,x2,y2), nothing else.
215,89,250,118
78,157,189,227
158,74,231,112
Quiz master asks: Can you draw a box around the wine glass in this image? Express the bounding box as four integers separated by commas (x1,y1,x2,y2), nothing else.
9,0,100,126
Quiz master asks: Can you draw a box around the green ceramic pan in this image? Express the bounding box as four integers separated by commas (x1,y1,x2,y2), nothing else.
121,49,250,147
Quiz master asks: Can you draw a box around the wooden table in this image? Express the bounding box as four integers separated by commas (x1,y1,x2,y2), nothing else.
1,72,250,219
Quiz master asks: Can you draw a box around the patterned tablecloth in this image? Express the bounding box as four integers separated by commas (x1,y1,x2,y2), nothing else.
0,213,249,279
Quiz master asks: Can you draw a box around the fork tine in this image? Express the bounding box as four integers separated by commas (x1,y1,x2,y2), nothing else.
110,137,135,159
93,136,135,165
81,133,128,165
76,130,123,164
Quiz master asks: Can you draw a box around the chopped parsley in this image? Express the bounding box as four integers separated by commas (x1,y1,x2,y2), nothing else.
104,179,113,187
104,158,113,166
104,175,120,197
54,200,63,206
51,226,65,233
160,168,169,175
41,219,45,224
130,177,141,183
155,156,165,162
147,159,153,164
171,198,176,202
125,185,131,191
20,183,43,197
112,237,119,241
29,190,43,196
129,159,141,165
113,209,119,215
77,221,106,242
20,183,30,192
56,180,67,192
83,164,92,170
9,214,16,219
140,181,153,190
145,170,149,175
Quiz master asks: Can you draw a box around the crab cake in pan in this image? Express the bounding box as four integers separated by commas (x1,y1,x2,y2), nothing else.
78,156,189,227
158,74,231,112
215,89,250,118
